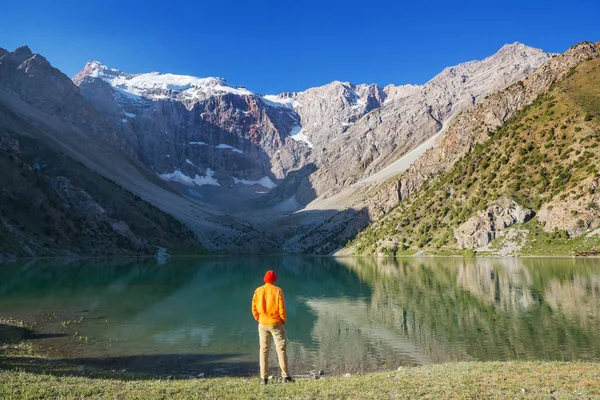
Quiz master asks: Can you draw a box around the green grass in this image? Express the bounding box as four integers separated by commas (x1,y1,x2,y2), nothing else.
1,362,599,399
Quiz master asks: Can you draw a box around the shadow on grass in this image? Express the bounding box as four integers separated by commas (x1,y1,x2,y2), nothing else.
0,322,31,345
0,353,258,380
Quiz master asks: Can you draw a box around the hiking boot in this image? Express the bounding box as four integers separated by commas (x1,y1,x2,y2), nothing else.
283,377,295,383
261,378,268,385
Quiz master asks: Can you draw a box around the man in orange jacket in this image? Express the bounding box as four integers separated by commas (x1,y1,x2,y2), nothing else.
252,270,294,384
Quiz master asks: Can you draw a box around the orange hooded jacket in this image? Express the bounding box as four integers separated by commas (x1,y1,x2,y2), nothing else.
252,271,286,326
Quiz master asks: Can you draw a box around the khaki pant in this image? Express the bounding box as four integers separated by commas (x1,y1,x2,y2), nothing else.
258,323,289,379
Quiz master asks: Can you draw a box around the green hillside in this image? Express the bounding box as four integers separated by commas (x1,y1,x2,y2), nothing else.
349,57,600,256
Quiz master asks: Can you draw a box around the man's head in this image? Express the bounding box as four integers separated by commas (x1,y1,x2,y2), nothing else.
264,270,278,284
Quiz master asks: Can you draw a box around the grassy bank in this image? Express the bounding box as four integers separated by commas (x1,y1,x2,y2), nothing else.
1,362,599,399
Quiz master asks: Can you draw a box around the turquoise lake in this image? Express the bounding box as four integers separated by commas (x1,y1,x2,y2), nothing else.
1,256,599,377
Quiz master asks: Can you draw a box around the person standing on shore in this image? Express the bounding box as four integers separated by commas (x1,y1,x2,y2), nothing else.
252,270,294,384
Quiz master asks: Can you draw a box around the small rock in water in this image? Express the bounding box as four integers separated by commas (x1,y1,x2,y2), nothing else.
198,373,205,378
121,369,127,372
319,369,325,375
344,373,351,378
166,375,173,380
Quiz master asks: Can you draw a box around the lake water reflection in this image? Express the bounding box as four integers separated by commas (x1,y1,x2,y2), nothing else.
1,256,599,376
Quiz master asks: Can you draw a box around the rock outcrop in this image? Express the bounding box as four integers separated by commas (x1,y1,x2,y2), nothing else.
538,177,600,237
454,198,534,249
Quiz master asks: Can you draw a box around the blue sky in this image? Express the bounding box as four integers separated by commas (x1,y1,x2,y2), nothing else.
1,0,598,94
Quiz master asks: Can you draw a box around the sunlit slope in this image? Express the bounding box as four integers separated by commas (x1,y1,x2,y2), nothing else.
348,57,600,256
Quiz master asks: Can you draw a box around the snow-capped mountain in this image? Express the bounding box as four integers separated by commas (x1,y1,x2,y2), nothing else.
75,61,255,103
74,61,310,198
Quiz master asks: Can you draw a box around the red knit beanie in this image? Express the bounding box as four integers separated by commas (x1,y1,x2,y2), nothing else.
264,270,278,284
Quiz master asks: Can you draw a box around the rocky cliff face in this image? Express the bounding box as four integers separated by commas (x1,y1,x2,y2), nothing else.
74,62,309,197
454,198,534,249
0,47,130,155
295,43,550,199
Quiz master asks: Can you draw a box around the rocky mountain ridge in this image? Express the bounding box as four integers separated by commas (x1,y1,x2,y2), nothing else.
73,43,550,211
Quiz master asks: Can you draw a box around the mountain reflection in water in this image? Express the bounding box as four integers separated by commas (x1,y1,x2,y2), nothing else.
1,256,599,375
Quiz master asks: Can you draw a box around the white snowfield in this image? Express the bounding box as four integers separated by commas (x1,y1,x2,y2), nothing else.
289,125,313,148
159,168,220,187
262,95,299,108
234,176,277,189
84,61,294,105
188,142,243,153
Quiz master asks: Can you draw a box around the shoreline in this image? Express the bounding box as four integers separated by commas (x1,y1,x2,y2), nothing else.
2,253,600,261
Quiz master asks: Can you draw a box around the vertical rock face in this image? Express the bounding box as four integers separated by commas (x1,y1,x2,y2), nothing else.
74,62,309,195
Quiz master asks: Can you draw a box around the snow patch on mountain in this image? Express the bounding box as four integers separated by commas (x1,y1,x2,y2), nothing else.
234,176,277,189
215,144,243,153
262,95,298,108
193,169,220,186
289,125,313,149
159,168,219,187
188,142,243,153
77,61,292,107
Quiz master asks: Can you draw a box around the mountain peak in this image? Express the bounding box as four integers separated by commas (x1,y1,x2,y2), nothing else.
14,45,33,56
496,42,547,56
73,60,125,85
